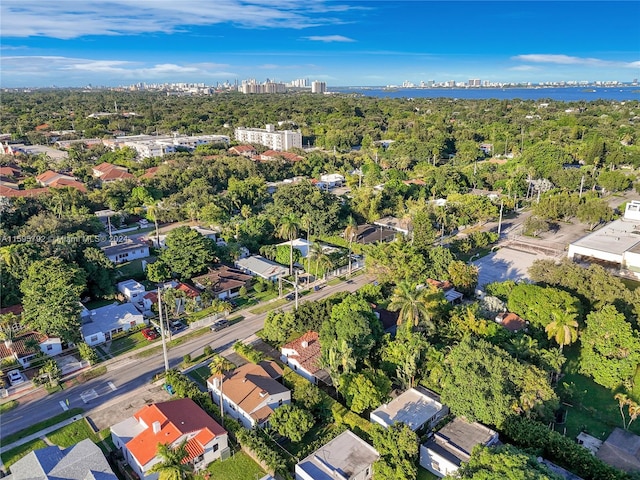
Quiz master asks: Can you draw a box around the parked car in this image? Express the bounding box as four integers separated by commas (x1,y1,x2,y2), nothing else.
141,328,158,340
7,369,24,386
170,321,186,332
285,293,295,301
210,319,229,331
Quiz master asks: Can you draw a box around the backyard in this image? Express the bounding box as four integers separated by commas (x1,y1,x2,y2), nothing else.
201,450,264,480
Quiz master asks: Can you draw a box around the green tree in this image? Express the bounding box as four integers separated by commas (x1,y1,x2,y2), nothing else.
381,329,430,389
209,354,234,428
39,359,61,387
293,382,323,411
277,213,301,275
161,226,217,279
77,342,98,364
20,257,86,343
269,404,314,442
262,310,298,345
576,197,614,231
441,337,557,428
147,260,172,283
149,439,194,480
451,444,562,480
371,423,419,480
580,305,640,389
544,308,579,351
341,369,392,413
447,260,479,296
79,247,115,298
388,281,441,332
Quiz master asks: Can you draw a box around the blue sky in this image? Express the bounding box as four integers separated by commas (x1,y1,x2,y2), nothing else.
1,1,639,87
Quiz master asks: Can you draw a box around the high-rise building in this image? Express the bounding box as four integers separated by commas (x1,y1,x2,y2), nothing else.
468,79,481,87
311,81,327,94
234,124,302,151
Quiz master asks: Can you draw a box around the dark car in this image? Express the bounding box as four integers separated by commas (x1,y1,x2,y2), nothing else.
210,319,229,331
141,328,158,340
170,321,186,332
285,293,295,301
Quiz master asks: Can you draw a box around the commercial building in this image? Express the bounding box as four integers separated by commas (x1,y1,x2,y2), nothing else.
234,124,302,151
311,81,327,94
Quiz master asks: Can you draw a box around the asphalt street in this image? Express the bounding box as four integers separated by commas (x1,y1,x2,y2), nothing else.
0,273,373,438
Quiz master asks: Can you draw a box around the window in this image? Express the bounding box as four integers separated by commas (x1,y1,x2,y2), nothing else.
213,443,219,452
431,461,440,472
90,335,98,342
46,344,53,351
278,399,283,406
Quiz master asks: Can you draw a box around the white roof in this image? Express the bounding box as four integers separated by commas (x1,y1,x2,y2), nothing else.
81,303,144,337
235,255,288,278
570,218,640,256
370,387,445,431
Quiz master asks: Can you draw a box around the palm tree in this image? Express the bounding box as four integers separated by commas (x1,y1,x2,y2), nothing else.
209,355,233,427
343,217,358,277
277,213,300,275
388,281,435,332
615,393,630,429
627,401,640,430
544,309,579,352
307,242,325,280
147,202,163,249
149,439,193,480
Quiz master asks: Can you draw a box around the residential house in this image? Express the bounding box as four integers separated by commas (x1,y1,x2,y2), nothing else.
0,185,49,199
117,279,147,304
81,303,146,346
92,162,135,184
281,331,330,385
425,279,464,304
2,143,68,161
260,150,304,162
142,291,158,312
319,173,345,188
0,331,63,368
295,429,379,480
494,312,528,333
228,145,257,157
0,165,22,189
35,170,87,192
192,265,252,300
141,166,159,179
419,417,499,478
111,398,228,480
235,255,289,282
207,360,290,429
370,387,449,432
374,216,411,236
596,428,640,472
5,438,117,480
101,240,150,264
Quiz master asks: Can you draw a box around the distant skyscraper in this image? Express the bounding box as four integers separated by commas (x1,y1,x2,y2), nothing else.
311,81,327,94
468,79,481,87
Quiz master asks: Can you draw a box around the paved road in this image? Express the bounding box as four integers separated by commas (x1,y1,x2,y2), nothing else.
0,273,373,438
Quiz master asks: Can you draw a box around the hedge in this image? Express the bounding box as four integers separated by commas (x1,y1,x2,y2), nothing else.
233,341,264,364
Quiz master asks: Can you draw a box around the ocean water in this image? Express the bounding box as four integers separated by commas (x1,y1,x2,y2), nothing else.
330,86,640,102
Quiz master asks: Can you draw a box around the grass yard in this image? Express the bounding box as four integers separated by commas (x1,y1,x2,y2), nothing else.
0,400,18,413
417,466,439,480
109,330,156,356
201,451,265,480
1,439,49,468
187,365,213,387
0,408,84,446
115,258,151,280
249,298,288,315
46,419,100,448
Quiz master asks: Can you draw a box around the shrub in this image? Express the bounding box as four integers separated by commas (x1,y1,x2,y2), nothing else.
233,341,264,364
203,345,213,356
183,354,191,364
254,281,265,293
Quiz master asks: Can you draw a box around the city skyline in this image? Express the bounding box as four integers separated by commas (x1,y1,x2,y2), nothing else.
1,1,639,88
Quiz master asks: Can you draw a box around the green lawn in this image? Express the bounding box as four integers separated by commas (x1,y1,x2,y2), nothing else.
46,419,99,448
115,258,151,280
187,365,213,387
0,408,84,446
108,330,156,356
249,298,288,315
0,400,18,413
202,451,265,480
417,467,439,480
1,439,49,468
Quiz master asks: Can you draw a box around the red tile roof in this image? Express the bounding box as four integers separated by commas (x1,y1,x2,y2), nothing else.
141,167,159,179
176,282,200,299
0,185,49,198
281,331,322,374
0,331,50,360
100,169,135,181
0,166,22,177
36,170,64,184
49,178,87,192
261,150,304,162
496,312,527,332
127,398,226,467
229,145,256,155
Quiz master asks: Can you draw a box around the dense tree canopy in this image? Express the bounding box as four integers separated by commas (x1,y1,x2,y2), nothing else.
161,226,217,279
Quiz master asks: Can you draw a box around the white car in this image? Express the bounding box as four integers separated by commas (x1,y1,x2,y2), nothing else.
7,369,24,386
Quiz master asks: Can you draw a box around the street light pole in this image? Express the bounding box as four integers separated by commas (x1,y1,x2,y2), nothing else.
157,287,170,373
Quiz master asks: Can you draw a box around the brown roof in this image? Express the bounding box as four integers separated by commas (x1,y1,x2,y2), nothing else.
496,312,527,332
49,178,87,192
0,185,49,198
0,305,23,316
229,145,256,155
176,282,200,299
192,266,252,293
0,166,21,177
209,361,287,416
141,166,159,179
281,331,322,374
0,331,51,360
127,398,226,467
36,170,66,184
426,279,454,290
100,169,135,181
261,150,304,162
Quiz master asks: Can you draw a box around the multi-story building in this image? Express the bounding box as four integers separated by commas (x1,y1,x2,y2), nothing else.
311,80,327,93
234,124,302,151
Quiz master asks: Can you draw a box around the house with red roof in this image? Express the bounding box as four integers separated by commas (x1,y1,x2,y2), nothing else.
207,360,291,429
110,398,228,479
0,331,62,368
36,170,87,192
495,312,528,333
280,331,330,385
259,150,304,162
228,145,257,157
141,166,159,179
0,184,49,199
192,265,253,300
92,162,135,184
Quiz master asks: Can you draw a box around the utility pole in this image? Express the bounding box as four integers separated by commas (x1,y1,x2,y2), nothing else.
157,287,170,373
497,199,504,236
294,270,299,309
579,175,585,198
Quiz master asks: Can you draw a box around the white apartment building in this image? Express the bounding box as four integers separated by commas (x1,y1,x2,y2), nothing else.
118,134,230,159
311,81,327,94
234,124,302,151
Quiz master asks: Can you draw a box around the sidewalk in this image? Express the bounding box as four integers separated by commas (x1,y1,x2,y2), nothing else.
0,413,83,455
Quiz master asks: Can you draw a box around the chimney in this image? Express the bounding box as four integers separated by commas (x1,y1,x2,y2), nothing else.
152,421,161,434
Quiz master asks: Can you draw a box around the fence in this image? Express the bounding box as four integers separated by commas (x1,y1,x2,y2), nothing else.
504,234,566,258
189,311,229,330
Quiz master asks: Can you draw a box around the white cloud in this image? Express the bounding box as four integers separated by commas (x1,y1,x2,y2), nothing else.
512,54,639,68
1,55,235,79
304,35,355,43
509,65,537,71
1,0,352,39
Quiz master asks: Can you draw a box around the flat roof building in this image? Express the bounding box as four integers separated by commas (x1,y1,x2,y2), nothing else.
370,387,449,432
234,124,302,151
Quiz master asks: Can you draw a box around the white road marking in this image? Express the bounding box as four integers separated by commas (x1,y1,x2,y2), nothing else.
108,381,117,391
80,388,99,403
59,400,69,411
